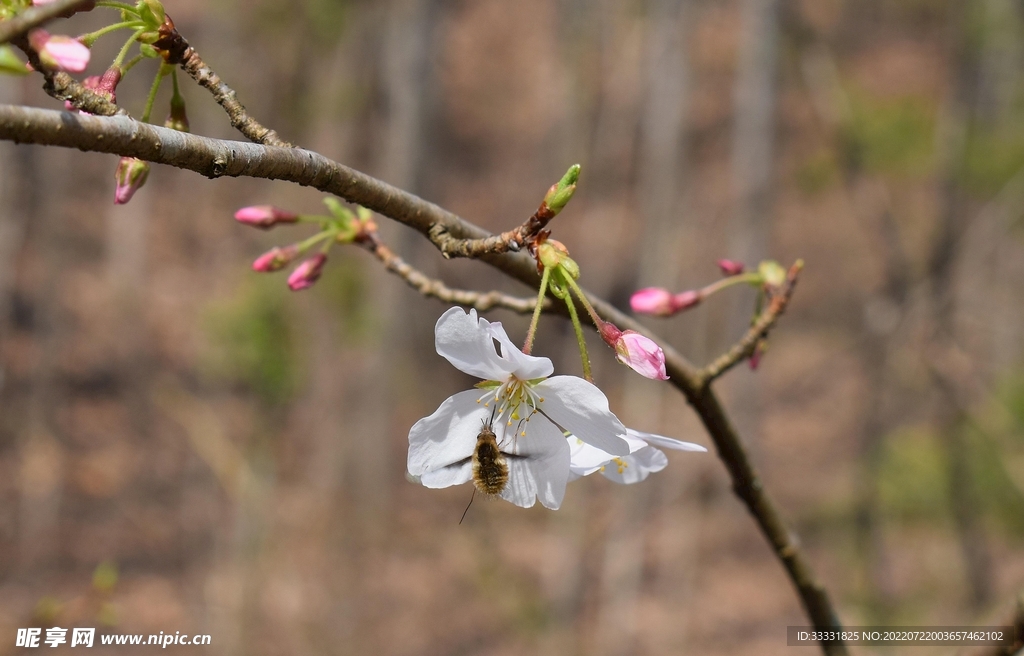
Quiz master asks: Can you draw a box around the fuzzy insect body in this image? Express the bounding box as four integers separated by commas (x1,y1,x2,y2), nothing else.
472,424,509,495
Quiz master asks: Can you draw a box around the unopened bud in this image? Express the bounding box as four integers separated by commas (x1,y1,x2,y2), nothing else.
97,66,121,97
113,157,149,204
613,331,669,380
717,259,745,276
234,206,298,229
630,288,675,316
542,164,580,215
252,245,299,272
139,0,166,26
29,30,90,72
73,67,119,110
288,253,327,291
536,240,579,279
75,67,118,102
758,260,786,288
164,92,189,132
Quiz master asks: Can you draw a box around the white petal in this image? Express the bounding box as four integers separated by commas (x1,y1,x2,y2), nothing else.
568,436,615,472
627,428,707,452
488,321,554,380
434,307,510,380
623,432,651,454
601,447,668,485
420,460,473,488
408,389,488,476
497,417,570,510
536,376,629,455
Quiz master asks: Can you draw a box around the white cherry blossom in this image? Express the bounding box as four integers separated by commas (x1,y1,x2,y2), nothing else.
568,428,706,485
408,307,630,510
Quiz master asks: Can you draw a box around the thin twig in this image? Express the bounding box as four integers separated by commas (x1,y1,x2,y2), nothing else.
152,15,291,147
0,0,94,45
694,260,803,388
429,199,556,259
0,103,848,651
360,232,543,314
14,38,125,116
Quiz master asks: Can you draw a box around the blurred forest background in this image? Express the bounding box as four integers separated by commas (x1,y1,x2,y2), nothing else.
2,0,1024,654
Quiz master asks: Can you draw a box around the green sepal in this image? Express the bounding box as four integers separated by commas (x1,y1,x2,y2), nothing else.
322,197,355,222
0,45,28,76
757,260,786,288
543,164,580,214
138,0,165,26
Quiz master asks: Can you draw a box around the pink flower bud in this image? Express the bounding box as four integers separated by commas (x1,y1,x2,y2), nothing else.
113,157,149,204
673,290,702,311
252,245,299,272
287,253,327,291
630,287,676,316
613,331,669,380
717,259,745,276
97,66,121,97
234,206,299,229
29,30,90,72
68,67,119,111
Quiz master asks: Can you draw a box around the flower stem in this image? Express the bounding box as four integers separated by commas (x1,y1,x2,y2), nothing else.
523,265,551,355
700,272,761,297
140,62,170,123
121,53,144,74
297,230,335,253
564,294,592,382
562,273,603,328
79,20,144,47
112,27,147,69
170,65,182,100
96,1,139,11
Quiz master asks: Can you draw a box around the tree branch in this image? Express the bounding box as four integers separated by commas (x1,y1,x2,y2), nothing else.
694,260,803,388
0,103,847,652
429,198,556,259
152,16,291,147
0,0,94,46
359,232,543,313
13,38,125,116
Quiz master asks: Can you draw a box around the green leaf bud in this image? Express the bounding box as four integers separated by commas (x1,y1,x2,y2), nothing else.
542,164,580,215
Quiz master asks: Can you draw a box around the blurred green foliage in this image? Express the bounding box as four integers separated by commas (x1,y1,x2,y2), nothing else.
203,278,300,406
316,255,375,344
247,0,350,46
839,89,937,178
877,375,1024,537
961,120,1024,196
967,425,1024,538
795,148,840,195
92,561,118,593
878,427,950,522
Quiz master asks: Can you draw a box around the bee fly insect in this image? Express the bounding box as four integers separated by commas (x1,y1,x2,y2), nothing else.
472,421,509,496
